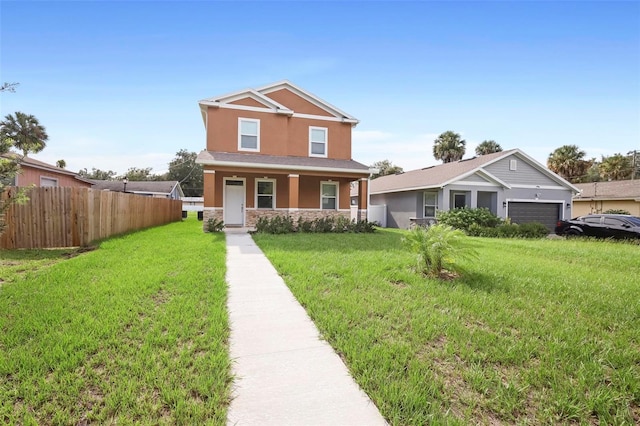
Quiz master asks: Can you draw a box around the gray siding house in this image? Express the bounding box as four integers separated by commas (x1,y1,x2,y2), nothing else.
364,149,579,230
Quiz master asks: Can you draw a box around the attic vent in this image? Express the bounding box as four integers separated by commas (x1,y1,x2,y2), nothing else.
509,159,517,171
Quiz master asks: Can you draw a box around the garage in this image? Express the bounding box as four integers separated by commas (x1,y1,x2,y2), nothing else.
507,202,561,232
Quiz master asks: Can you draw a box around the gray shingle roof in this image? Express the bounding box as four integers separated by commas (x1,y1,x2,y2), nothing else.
369,150,516,194
92,180,181,194
574,180,640,199
196,151,370,175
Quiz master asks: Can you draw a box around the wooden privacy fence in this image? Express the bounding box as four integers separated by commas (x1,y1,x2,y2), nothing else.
1,187,183,249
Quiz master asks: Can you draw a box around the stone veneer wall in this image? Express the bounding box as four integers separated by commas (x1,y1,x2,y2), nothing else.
202,209,224,231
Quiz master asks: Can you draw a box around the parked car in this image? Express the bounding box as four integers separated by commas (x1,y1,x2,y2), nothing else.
555,214,640,239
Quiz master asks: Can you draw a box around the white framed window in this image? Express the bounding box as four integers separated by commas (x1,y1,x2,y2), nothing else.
309,127,327,157
238,118,260,151
255,179,276,209
40,176,58,187
424,192,437,217
321,181,338,210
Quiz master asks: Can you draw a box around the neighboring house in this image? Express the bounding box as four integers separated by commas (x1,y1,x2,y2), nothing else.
2,154,93,188
573,180,640,216
92,180,184,199
195,80,371,227
358,149,579,231
182,196,204,212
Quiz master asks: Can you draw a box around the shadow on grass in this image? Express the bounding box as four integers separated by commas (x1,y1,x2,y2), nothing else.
0,248,79,261
455,270,512,293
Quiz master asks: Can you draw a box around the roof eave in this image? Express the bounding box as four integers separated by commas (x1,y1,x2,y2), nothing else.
195,158,369,175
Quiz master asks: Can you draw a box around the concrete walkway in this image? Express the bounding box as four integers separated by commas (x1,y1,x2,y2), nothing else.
225,232,387,426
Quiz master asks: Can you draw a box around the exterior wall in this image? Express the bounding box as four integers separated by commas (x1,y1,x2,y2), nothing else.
262,88,334,117
206,107,352,159
484,154,558,187
573,199,640,217
371,191,422,229
15,166,92,188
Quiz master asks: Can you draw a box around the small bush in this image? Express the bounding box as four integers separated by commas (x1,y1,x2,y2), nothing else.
254,215,376,234
206,217,225,232
437,208,502,232
467,222,549,239
255,215,295,234
517,222,549,238
402,224,477,278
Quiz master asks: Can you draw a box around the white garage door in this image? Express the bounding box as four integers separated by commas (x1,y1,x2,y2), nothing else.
508,202,561,232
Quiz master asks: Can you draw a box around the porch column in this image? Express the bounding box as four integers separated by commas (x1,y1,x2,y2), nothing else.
288,174,299,212
357,178,368,221
204,170,216,207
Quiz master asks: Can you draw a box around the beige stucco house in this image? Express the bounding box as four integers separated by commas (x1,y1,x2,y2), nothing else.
573,180,640,216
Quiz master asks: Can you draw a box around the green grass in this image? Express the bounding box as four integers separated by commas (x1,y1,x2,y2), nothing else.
0,217,230,425
253,230,640,425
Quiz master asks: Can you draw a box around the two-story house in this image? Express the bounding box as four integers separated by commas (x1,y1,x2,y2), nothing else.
195,81,371,228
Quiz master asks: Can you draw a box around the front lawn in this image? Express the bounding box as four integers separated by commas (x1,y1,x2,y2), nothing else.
0,217,230,424
253,230,640,425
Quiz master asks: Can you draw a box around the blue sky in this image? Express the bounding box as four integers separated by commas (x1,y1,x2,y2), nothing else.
1,1,639,175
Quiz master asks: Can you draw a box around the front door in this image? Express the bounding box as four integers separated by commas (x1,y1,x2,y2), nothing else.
225,180,245,226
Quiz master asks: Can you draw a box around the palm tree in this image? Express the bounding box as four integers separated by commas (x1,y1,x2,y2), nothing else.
599,154,632,181
475,140,502,156
433,131,466,163
0,112,48,157
547,145,591,182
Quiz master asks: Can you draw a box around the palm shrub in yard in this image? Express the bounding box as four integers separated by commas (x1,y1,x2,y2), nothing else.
402,224,477,278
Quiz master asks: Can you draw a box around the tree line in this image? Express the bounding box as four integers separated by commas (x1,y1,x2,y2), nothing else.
371,130,638,183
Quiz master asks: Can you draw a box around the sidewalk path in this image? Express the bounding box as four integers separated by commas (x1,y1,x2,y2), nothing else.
225,232,387,426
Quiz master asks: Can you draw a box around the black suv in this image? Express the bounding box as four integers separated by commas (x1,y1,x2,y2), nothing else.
555,214,640,239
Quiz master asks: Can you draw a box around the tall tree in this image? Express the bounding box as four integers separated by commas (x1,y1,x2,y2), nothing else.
475,140,502,156
78,167,118,180
0,82,19,93
599,154,632,181
120,167,165,181
370,159,404,179
628,150,639,180
433,131,466,163
547,145,591,183
0,112,49,156
56,159,66,169
167,149,203,196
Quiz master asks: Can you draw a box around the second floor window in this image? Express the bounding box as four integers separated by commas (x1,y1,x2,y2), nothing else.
309,127,327,157
239,118,260,151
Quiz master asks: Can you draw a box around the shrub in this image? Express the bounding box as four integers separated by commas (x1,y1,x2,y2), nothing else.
517,222,549,238
467,222,549,239
437,208,502,232
402,224,477,278
206,217,224,232
603,209,631,215
255,215,376,234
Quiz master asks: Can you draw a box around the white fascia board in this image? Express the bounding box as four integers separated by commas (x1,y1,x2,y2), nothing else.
370,184,442,195
199,101,293,115
443,169,511,189
291,112,359,124
195,158,369,175
256,80,359,122
130,191,171,196
510,184,568,190
199,90,294,115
